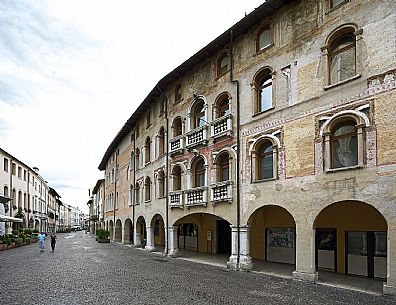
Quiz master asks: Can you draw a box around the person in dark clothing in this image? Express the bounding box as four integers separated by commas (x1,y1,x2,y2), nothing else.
50,233,57,251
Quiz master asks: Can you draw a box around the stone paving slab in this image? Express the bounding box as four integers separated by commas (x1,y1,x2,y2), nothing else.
0,231,395,305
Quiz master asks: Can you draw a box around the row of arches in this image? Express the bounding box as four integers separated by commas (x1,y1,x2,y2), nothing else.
102,200,387,280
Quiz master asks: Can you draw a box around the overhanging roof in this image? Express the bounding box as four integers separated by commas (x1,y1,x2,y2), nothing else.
0,214,23,223
92,179,105,194
98,0,291,171
49,187,61,198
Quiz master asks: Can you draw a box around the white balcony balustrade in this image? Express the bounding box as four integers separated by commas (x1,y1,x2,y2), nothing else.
169,191,184,208
185,187,207,207
185,125,208,149
210,181,232,204
211,114,232,140
169,135,185,155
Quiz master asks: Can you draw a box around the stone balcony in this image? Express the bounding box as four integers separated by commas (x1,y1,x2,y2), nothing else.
210,181,233,204
169,191,184,208
211,114,233,141
169,135,185,156
185,125,208,149
185,186,207,207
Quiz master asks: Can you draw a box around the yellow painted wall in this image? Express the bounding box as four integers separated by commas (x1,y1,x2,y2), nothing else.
154,218,165,246
284,116,315,178
249,206,295,260
315,201,387,273
375,91,396,165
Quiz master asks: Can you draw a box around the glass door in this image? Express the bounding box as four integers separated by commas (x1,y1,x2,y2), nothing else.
316,228,337,271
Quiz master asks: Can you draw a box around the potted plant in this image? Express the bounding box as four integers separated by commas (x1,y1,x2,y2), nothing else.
15,237,23,247
97,229,110,243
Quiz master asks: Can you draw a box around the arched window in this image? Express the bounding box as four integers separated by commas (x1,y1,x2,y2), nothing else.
4,185,8,197
145,137,151,164
330,120,357,169
193,158,205,187
327,27,356,85
135,183,140,204
130,151,135,170
145,177,151,202
217,52,229,76
252,68,273,114
129,185,134,206
18,191,22,208
135,148,140,170
12,189,16,207
173,117,183,137
215,94,231,119
258,141,274,180
158,171,165,198
24,193,27,209
175,84,182,103
192,100,205,129
257,27,271,51
158,127,165,156
111,169,115,182
172,166,182,191
217,153,230,182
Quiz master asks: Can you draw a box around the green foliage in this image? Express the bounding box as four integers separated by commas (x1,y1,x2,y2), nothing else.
12,230,20,235
1,235,11,245
15,237,23,245
24,229,32,235
96,229,110,240
32,229,39,233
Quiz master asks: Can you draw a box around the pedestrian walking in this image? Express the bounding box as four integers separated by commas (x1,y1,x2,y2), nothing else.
38,232,46,252
50,233,57,251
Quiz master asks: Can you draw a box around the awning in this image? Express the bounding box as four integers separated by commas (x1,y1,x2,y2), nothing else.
0,195,11,204
0,214,23,223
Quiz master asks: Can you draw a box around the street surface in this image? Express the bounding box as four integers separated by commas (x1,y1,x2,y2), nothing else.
0,231,395,305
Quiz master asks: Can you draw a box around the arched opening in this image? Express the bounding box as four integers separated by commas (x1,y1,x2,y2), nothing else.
158,127,165,156
157,170,165,198
192,99,205,129
145,137,151,164
174,213,231,255
136,216,146,247
145,177,151,202
172,117,183,137
193,157,205,187
124,218,133,244
314,201,387,280
109,220,114,241
114,219,122,242
216,152,230,182
150,214,165,250
248,205,296,267
172,165,182,191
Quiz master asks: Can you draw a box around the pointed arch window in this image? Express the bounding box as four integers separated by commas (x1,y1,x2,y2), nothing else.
258,142,274,180
194,158,205,187
193,100,205,129
330,121,358,169
252,68,273,114
217,153,230,182
158,127,165,156
328,32,356,85
145,177,151,202
172,166,182,191
145,137,151,164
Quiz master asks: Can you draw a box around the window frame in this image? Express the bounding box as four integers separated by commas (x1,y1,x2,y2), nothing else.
251,68,275,115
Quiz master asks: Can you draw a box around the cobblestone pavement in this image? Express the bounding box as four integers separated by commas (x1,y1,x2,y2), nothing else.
1,231,395,305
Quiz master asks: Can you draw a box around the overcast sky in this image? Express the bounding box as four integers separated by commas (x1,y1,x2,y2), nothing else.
0,0,264,213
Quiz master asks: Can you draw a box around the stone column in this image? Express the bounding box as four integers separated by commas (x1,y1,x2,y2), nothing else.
134,230,141,247
145,226,156,252
227,225,239,270
168,226,179,257
239,225,253,271
292,225,318,282
384,222,396,295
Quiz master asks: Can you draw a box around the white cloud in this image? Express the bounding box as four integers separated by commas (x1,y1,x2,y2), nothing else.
0,0,264,212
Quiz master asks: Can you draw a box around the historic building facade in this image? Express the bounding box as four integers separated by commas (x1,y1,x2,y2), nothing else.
97,0,396,294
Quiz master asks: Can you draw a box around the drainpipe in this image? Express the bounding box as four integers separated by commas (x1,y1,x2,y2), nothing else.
229,29,241,268
124,123,135,244
27,172,30,229
156,85,169,255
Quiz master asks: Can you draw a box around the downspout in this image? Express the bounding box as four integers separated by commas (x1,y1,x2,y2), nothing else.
229,29,241,268
156,85,169,255
27,172,30,228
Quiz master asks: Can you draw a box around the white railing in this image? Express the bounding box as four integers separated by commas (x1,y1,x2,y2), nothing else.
210,181,232,204
186,125,208,148
185,187,207,207
169,191,184,208
169,135,185,155
211,114,232,140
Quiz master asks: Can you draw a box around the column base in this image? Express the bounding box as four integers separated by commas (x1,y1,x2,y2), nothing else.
168,249,179,257
133,243,142,248
383,283,396,296
292,271,318,282
145,245,156,252
239,255,253,271
123,241,131,245
227,255,238,270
